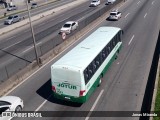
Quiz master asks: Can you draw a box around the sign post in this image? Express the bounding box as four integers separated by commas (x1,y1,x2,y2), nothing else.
62,32,66,40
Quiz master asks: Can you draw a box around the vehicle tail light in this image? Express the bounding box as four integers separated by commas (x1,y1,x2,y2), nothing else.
79,90,85,96
52,86,56,92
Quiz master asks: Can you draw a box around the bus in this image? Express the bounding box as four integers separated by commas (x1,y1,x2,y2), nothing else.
51,27,123,103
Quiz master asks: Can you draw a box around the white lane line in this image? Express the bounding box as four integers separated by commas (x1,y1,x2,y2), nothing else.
3,40,22,50
5,35,17,41
128,35,134,45
137,1,141,5
152,1,155,5
85,90,104,120
4,10,107,96
125,13,130,18
22,42,42,53
144,13,147,18
77,16,86,22
35,94,52,112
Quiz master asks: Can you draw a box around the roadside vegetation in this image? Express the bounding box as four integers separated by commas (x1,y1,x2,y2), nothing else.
154,72,160,120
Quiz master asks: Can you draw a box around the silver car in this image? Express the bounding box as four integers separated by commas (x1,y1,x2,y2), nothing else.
4,15,21,25
7,5,17,11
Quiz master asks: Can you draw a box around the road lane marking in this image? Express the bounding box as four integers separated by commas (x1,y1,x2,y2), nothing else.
35,94,53,112
152,1,155,5
85,89,104,120
77,16,86,22
31,0,77,15
144,13,147,18
125,13,130,18
5,35,16,41
4,7,109,96
137,1,141,5
3,40,22,50
128,35,134,45
22,42,42,53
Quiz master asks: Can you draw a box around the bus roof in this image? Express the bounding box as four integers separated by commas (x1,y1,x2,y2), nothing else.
52,27,121,70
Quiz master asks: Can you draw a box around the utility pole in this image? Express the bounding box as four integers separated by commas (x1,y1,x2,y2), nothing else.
26,0,40,66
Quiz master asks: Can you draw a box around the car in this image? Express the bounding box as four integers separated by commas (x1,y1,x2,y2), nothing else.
108,10,122,20
4,15,21,25
106,0,116,5
60,21,78,34
0,96,24,120
90,0,100,7
7,5,17,11
31,3,38,9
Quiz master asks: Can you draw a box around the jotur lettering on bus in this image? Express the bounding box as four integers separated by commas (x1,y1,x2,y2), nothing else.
57,83,77,90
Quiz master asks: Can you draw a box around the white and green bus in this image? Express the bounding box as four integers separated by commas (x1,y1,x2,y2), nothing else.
51,27,123,103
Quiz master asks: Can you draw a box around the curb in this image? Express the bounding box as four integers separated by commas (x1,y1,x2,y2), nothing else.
150,56,160,120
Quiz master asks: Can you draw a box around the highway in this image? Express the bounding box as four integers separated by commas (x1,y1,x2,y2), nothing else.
2,0,160,120
0,0,76,28
0,0,108,80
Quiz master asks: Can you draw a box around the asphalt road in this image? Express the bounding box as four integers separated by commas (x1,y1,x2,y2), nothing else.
0,0,107,69
3,0,160,120
0,0,76,28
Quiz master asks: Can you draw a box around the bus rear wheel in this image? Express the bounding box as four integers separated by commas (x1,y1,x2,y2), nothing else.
98,79,102,87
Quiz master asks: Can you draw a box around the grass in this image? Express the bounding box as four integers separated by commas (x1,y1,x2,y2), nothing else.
154,72,160,120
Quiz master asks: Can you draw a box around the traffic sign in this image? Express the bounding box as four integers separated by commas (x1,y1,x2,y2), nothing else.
62,32,66,40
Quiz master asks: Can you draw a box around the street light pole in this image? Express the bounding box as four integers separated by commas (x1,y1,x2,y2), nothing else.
26,0,40,66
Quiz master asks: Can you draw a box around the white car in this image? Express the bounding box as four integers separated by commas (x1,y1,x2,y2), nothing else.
0,96,24,120
106,0,116,4
60,21,78,34
108,10,122,20
90,0,100,7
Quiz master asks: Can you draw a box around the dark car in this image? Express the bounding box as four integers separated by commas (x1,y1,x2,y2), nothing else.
31,3,38,9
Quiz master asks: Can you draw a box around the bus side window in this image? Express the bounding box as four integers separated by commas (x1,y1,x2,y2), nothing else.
95,57,100,67
110,41,113,51
105,45,109,56
84,68,89,84
113,37,116,47
92,60,97,72
87,64,92,80
108,46,111,54
118,31,122,42
98,54,102,65
102,48,106,60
